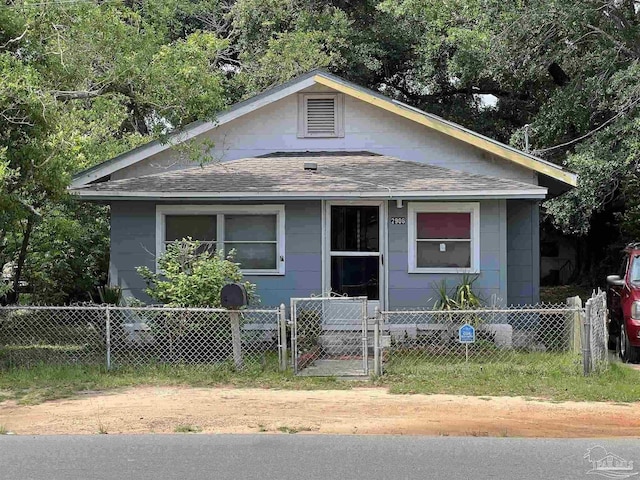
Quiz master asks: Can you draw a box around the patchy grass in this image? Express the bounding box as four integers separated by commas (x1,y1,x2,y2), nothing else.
381,353,640,402
277,425,313,434
0,356,355,405
0,425,7,435
1,352,639,405
174,424,202,433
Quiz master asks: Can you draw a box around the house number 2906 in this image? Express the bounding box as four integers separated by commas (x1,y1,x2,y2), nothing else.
390,217,406,225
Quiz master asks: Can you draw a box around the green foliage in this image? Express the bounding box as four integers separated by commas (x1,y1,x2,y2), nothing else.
145,32,229,127
4,0,640,295
136,239,256,307
23,202,109,305
97,285,123,306
433,275,483,310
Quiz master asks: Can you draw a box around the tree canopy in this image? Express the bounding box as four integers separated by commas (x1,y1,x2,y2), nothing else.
1,0,638,301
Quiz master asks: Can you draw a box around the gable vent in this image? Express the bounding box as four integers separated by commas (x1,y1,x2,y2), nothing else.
306,98,336,135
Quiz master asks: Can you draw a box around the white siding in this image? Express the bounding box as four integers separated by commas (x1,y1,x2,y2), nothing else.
112,86,536,184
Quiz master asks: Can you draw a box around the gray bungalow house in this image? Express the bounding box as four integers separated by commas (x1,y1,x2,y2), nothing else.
71,70,576,310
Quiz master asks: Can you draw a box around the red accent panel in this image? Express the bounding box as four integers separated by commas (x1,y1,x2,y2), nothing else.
417,212,470,239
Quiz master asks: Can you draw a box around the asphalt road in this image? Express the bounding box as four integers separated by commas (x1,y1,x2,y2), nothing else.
2,435,639,480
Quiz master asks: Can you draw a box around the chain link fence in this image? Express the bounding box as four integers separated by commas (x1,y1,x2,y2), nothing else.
0,294,609,377
377,294,608,377
378,304,583,373
0,305,285,370
291,297,368,376
584,290,609,374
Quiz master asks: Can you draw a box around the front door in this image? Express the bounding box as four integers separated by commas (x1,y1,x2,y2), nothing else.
325,201,383,316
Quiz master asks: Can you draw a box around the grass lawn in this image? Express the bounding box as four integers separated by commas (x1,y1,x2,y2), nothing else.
0,357,352,405
382,353,640,402
1,354,639,405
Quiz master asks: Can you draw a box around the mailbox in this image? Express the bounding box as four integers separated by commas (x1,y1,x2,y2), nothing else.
221,283,248,309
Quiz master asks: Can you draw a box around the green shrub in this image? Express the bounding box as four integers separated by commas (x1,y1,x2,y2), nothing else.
136,238,256,308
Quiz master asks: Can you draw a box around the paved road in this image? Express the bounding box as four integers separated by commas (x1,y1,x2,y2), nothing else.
2,435,639,480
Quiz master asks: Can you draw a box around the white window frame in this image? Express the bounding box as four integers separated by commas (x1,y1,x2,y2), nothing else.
156,204,286,276
297,93,345,138
407,202,480,274
323,200,386,313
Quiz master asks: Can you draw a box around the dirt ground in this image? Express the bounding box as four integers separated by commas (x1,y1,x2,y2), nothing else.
2,387,640,437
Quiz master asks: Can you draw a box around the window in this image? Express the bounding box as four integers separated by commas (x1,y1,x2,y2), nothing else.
157,205,285,275
297,93,344,138
165,215,217,255
407,202,480,273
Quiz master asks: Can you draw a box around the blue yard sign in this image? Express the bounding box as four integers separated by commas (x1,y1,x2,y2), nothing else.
458,323,476,344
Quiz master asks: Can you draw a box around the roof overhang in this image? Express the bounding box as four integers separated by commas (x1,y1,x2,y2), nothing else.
70,73,319,188
71,69,576,190
72,189,548,201
312,74,577,189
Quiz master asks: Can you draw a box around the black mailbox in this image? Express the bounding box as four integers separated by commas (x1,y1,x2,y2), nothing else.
221,283,248,309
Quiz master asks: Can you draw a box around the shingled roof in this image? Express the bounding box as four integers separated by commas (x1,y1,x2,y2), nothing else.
72,152,548,200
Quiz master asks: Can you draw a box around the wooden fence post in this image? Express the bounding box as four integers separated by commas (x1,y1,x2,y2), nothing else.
229,309,244,370
567,296,583,354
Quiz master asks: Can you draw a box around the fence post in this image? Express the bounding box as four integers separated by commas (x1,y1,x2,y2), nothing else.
105,305,111,370
229,309,244,370
567,296,583,354
373,307,380,376
582,299,592,375
362,299,369,376
279,303,287,371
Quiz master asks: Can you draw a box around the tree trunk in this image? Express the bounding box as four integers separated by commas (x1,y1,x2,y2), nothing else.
8,215,34,304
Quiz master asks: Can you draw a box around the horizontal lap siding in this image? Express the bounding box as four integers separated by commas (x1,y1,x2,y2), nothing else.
113,90,536,185
111,200,531,309
110,202,157,301
507,200,540,305
109,200,323,306
387,200,507,309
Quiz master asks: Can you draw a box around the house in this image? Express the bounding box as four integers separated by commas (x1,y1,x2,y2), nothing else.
70,70,577,310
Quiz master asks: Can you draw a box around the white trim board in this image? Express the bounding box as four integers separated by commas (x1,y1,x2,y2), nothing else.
155,204,286,276
71,70,576,189
407,202,481,274
71,77,317,188
73,188,547,200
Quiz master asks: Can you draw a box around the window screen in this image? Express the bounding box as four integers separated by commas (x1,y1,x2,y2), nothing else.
224,214,278,270
165,215,217,254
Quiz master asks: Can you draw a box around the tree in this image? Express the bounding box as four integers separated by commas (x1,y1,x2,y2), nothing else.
380,0,640,281
1,2,231,302
3,0,638,294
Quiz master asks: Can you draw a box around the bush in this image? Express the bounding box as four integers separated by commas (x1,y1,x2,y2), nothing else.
136,238,257,308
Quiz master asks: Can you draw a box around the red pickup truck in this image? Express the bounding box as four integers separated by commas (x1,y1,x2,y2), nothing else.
607,243,640,363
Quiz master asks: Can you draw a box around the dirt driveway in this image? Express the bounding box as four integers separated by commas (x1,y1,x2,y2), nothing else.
2,387,639,437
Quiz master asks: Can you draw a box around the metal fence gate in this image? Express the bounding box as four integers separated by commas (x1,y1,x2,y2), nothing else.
291,296,368,376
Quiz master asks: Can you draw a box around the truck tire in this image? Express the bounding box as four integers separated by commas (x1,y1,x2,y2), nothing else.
619,324,640,363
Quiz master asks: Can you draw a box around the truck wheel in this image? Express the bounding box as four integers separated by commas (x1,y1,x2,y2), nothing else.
619,324,640,363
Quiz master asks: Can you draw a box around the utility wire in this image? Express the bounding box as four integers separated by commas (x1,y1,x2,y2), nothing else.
533,97,640,155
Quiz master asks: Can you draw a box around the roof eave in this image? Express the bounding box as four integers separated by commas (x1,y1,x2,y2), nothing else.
70,73,319,188
312,73,577,188
70,68,577,190
70,188,548,201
